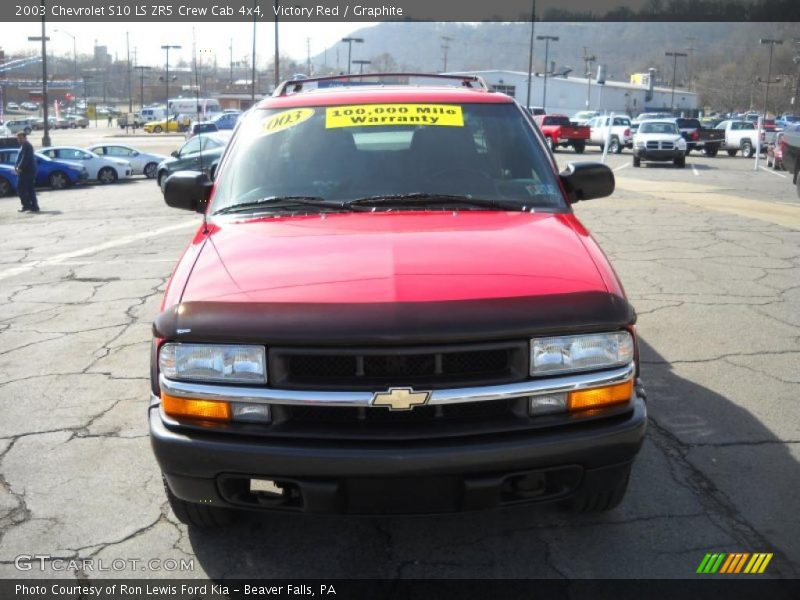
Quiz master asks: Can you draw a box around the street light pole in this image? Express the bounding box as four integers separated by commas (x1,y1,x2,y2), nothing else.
352,60,371,74
28,0,51,147
665,51,687,112
341,37,363,75
54,29,77,82
759,38,783,121
536,35,558,112
161,45,181,134
274,0,280,88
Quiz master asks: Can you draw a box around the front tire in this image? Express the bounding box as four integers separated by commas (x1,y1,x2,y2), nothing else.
608,137,621,154
153,125,163,133
741,140,754,158
97,167,118,185
163,477,236,528
143,162,158,179
632,155,641,167
49,170,69,189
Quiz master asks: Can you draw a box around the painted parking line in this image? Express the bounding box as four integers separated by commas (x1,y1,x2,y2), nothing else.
613,163,630,172
691,165,699,176
758,166,787,179
0,220,197,282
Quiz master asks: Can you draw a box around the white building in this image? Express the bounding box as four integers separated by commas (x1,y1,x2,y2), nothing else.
449,70,698,117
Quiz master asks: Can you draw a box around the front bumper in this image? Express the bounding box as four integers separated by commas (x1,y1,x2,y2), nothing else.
151,385,647,514
634,148,683,161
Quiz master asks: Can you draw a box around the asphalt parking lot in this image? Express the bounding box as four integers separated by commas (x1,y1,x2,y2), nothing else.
0,133,798,580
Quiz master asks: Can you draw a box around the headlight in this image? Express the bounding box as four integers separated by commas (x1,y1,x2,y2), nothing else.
676,138,687,148
159,343,267,383
530,331,634,376
634,140,645,148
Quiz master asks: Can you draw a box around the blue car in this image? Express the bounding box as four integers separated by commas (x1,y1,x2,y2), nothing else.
210,111,240,130
0,149,88,189
0,164,19,196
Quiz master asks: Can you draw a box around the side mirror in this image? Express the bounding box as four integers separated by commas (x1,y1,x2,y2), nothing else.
132,151,139,157
163,171,213,213
170,150,179,158
559,162,615,203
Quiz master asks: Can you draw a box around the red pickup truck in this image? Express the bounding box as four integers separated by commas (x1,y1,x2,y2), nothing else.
151,74,645,526
533,114,590,153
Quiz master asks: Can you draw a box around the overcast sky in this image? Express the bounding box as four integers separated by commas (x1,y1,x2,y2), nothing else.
0,22,378,68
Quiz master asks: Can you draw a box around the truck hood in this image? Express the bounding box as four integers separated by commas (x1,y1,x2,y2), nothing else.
156,211,635,345
181,210,610,304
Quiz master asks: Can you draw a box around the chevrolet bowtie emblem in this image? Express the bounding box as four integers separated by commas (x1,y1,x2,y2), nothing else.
372,387,431,411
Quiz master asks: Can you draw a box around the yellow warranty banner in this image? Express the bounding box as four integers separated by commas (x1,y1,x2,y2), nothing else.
325,104,464,128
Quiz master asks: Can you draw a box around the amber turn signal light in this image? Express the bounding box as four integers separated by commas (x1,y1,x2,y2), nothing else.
567,380,633,412
162,393,232,422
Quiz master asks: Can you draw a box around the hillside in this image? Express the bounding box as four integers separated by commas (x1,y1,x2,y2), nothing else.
310,21,800,112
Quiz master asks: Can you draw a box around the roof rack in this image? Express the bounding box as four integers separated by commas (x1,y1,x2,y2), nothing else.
273,72,490,97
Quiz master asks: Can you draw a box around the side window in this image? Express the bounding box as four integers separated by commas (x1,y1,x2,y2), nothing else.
94,147,107,155
107,147,131,157
732,122,742,130
181,137,202,155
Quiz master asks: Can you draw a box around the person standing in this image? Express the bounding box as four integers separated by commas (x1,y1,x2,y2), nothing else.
15,131,40,213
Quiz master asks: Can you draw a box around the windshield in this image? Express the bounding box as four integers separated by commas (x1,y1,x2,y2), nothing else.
639,122,679,135
210,102,565,213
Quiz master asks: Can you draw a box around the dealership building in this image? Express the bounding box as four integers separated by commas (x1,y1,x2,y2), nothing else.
449,69,698,117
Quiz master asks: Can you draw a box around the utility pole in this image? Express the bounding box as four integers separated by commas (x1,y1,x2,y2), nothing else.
134,65,151,111
793,39,800,111
229,38,233,85
306,38,311,76
685,36,697,90
160,44,181,133
665,51,687,111
251,0,257,102
525,0,536,109
441,36,453,72
28,0,51,147
126,31,132,113
759,38,783,120
341,37,364,75
536,35,558,112
583,47,596,109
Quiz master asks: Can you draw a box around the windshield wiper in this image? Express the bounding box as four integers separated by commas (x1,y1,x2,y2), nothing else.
344,193,526,211
213,196,344,215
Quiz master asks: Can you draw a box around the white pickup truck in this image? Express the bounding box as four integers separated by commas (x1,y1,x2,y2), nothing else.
632,120,687,168
714,120,758,158
587,115,633,154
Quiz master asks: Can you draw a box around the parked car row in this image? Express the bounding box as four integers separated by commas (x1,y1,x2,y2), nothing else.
0,143,167,196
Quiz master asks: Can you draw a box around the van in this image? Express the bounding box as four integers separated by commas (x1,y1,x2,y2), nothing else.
167,98,221,120
140,107,167,123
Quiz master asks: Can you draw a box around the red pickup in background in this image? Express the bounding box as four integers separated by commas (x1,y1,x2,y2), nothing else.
533,114,590,154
